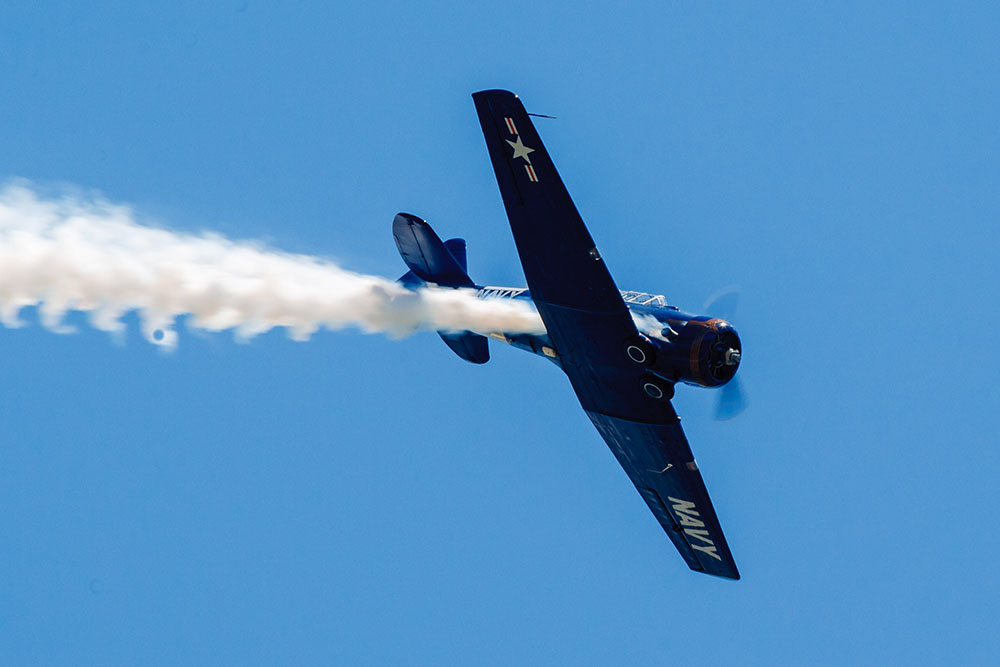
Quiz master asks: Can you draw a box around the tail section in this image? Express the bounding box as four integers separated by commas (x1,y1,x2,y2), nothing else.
393,213,474,288
443,238,467,272
393,213,489,364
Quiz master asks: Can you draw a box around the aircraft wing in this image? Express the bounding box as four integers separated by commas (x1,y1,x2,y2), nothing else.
473,89,739,579
471,90,627,313
472,89,644,418
588,409,740,579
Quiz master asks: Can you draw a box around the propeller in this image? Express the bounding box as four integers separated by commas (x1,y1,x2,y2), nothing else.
702,285,740,322
715,377,746,421
702,286,748,421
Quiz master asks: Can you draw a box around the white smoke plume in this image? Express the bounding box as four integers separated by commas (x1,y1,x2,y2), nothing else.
0,182,545,348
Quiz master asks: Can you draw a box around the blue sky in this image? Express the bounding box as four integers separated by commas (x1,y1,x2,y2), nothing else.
1,1,998,664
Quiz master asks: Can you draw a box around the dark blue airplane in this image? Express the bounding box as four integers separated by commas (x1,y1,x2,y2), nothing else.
393,89,743,580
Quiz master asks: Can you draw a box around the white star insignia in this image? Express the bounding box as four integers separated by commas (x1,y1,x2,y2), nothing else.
506,136,535,164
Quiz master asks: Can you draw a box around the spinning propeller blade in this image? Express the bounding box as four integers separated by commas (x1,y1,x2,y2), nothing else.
715,376,747,421
703,286,747,421
702,285,740,322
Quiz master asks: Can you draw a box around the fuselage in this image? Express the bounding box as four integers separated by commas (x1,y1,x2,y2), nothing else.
476,286,742,389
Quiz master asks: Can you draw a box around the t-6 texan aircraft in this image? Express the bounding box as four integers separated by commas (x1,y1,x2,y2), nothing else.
394,89,743,579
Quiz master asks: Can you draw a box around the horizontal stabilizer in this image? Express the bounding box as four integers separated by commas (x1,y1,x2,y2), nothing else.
396,269,423,289
393,213,473,287
439,331,489,364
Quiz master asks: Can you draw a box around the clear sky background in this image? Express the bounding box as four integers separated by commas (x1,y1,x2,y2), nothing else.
1,2,998,664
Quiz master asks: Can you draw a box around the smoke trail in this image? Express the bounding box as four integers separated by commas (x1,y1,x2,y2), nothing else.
0,182,545,348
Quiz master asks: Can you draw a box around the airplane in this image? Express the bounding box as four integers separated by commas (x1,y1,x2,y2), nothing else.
393,89,743,580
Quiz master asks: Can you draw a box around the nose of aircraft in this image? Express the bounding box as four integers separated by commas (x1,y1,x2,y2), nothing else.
704,321,747,420
707,322,742,384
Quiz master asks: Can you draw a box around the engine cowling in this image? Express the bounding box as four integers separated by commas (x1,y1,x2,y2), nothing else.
649,316,742,388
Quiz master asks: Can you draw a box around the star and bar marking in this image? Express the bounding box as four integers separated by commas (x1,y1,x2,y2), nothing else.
503,116,539,183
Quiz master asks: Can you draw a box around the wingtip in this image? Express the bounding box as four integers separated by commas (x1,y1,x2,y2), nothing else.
472,88,517,99
692,564,741,581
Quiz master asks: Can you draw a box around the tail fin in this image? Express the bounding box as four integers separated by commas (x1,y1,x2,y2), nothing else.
443,238,467,272
393,213,489,364
393,213,473,287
